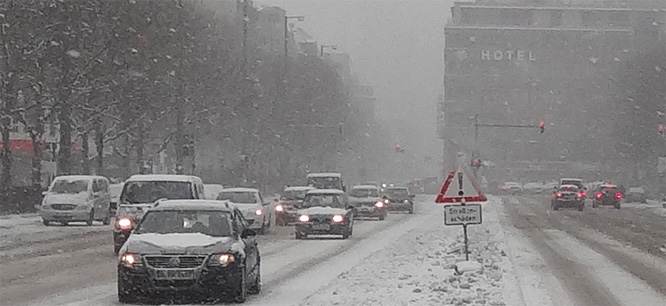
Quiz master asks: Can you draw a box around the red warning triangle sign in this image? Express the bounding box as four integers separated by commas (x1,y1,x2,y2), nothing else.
435,166,487,203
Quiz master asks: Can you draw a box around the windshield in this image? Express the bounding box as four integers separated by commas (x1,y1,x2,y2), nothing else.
120,181,193,204
350,188,379,197
282,190,308,201
302,194,344,208
217,192,258,204
307,177,342,190
558,185,579,191
50,180,88,194
561,180,583,188
135,210,232,237
385,188,408,197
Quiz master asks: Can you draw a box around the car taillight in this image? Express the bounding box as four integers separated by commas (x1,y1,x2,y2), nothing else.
596,192,603,199
615,193,622,200
116,217,133,230
299,215,310,223
555,192,562,198
579,191,586,198
275,204,284,212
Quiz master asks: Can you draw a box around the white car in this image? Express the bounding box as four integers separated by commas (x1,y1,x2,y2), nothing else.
40,175,112,226
217,187,272,234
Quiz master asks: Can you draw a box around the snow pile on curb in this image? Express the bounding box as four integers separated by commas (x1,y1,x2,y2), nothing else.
299,198,520,306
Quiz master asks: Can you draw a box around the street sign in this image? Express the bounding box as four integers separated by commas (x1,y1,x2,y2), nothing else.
444,204,482,226
435,167,487,203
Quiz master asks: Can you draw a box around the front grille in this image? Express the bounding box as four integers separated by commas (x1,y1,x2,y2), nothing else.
145,255,206,268
51,204,77,210
154,279,197,288
311,215,331,223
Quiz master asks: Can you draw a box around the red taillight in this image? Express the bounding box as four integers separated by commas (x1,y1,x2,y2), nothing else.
577,191,586,198
615,193,622,200
596,192,603,199
555,192,562,198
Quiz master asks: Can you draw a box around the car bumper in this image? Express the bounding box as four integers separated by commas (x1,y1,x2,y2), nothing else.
40,210,89,221
553,199,584,207
276,212,297,223
355,206,385,217
386,202,412,211
295,222,347,235
118,264,241,295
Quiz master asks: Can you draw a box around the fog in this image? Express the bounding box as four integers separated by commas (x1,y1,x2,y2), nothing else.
258,0,452,168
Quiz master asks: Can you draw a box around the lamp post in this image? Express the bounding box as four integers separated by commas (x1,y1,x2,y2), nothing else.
320,44,338,57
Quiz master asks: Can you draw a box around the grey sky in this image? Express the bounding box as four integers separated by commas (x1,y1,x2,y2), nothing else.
257,0,453,162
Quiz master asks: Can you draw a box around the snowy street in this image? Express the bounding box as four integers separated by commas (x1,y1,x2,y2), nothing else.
1,195,665,306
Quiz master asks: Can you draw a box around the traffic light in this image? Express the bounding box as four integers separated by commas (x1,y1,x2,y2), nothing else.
659,124,665,136
538,120,546,134
395,143,404,153
471,158,482,169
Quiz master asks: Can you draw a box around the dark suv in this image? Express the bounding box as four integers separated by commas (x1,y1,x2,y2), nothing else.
592,184,622,209
117,200,260,303
551,184,585,211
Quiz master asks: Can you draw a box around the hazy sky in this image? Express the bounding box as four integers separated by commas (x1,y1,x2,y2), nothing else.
257,0,453,159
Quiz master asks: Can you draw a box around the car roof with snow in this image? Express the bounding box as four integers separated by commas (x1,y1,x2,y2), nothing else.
504,182,521,185
385,186,408,190
560,178,583,182
152,199,234,212
306,189,345,195
53,175,107,181
352,185,378,190
558,184,579,189
219,187,259,193
284,186,315,192
126,174,202,183
306,172,342,178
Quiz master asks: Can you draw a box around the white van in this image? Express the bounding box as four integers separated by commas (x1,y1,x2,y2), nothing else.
40,175,112,226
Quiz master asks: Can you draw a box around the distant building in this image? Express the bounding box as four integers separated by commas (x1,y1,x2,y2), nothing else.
441,0,665,179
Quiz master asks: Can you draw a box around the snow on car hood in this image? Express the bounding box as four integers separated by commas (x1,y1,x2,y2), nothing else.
43,193,89,205
122,233,242,255
349,197,382,204
298,206,347,215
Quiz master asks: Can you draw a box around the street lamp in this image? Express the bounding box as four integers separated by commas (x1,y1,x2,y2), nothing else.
320,44,338,57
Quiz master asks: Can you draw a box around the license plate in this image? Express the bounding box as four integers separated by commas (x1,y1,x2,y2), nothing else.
155,269,195,280
312,224,331,231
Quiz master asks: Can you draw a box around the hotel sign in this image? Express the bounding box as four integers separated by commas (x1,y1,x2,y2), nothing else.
481,49,536,62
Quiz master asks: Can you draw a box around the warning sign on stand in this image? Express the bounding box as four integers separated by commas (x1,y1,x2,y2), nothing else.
436,166,487,203
444,204,482,226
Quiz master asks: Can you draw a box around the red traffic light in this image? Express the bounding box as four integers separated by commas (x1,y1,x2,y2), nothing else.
395,144,404,153
538,120,546,134
659,124,665,135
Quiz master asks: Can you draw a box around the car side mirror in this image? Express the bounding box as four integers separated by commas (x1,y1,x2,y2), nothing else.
241,228,257,238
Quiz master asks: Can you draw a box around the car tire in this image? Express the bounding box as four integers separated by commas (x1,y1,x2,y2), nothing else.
342,225,350,239
114,242,122,254
552,203,559,211
102,210,111,225
614,202,621,209
230,268,247,303
43,219,50,226
61,221,69,226
592,201,599,208
379,213,386,221
578,203,584,211
86,210,94,226
295,231,303,240
248,260,261,295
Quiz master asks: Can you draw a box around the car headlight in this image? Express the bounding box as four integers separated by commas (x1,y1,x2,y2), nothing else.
255,209,263,216
375,201,384,208
403,200,409,204
76,204,89,210
275,204,284,212
120,253,142,267
332,215,344,223
299,215,310,223
209,253,235,267
115,217,133,230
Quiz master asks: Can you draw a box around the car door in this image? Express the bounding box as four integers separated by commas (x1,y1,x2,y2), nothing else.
99,179,111,218
235,210,258,276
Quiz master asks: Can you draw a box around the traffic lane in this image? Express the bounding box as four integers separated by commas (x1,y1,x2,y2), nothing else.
530,196,666,259
515,196,666,297
501,197,622,306
1,207,416,306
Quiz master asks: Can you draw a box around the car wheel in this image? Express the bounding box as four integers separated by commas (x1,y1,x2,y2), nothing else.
592,201,598,208
378,213,386,221
61,222,69,226
552,203,559,211
295,231,303,240
230,267,247,303
578,203,584,211
102,210,111,225
408,206,414,214
248,261,261,295
614,202,621,209
86,210,94,226
342,225,350,239
43,219,50,226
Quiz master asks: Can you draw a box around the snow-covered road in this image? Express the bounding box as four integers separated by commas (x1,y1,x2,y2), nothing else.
2,195,664,306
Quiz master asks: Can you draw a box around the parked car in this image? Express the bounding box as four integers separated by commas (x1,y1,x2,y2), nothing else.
382,186,415,214
113,174,205,254
40,175,112,226
551,184,585,211
295,189,354,239
203,184,225,200
625,187,647,203
117,200,260,303
275,186,314,226
592,184,622,209
217,188,272,234
349,185,386,220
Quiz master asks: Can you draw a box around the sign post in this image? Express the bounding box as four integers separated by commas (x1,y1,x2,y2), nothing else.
436,166,486,260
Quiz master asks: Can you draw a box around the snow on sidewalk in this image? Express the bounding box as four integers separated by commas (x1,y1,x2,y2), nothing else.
298,197,522,306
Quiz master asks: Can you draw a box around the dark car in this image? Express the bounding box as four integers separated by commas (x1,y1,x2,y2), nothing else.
551,184,585,211
117,200,260,304
382,187,415,214
349,185,387,220
592,184,622,209
275,186,314,226
294,189,354,239
625,187,647,203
